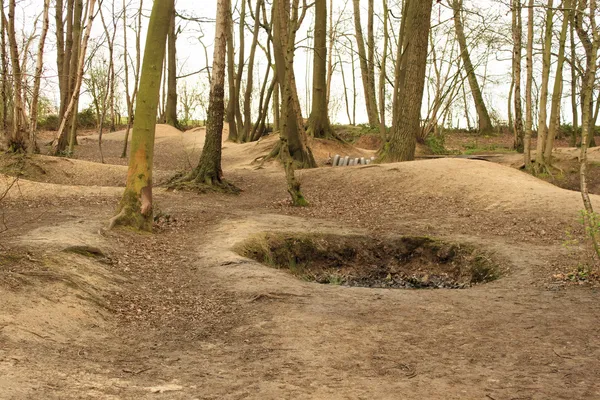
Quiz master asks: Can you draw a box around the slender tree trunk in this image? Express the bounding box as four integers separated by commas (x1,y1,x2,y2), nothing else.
0,0,8,136
241,0,264,142
451,0,493,135
378,0,389,140
28,0,50,153
5,0,25,150
523,0,534,167
512,0,524,152
544,0,571,162
352,0,379,126
569,10,579,147
307,0,332,138
574,0,600,258
53,0,96,156
226,4,238,141
165,6,178,128
379,0,433,162
111,0,174,231
122,0,143,158
235,0,246,137
534,0,554,171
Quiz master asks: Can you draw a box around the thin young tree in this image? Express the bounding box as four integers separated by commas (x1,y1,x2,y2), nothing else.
110,0,175,231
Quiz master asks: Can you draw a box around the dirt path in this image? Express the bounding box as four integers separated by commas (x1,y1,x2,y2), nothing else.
1,130,600,399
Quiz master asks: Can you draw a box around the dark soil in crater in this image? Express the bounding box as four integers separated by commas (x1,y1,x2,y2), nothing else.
236,233,503,289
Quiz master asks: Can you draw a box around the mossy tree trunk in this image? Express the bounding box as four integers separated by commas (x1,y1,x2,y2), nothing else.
307,0,333,139
110,0,174,231
378,0,433,162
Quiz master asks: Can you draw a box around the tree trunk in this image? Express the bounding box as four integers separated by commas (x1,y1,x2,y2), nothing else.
226,4,238,141
512,0,524,152
28,0,50,153
574,0,600,258
569,9,579,147
543,0,571,162
523,0,534,168
5,0,25,150
352,0,379,126
111,0,174,231
53,0,90,156
307,0,332,138
378,0,433,162
451,0,493,135
241,0,264,142
378,0,389,140
165,7,178,128
272,0,316,168
0,0,8,136
122,0,143,158
187,0,229,185
534,0,554,171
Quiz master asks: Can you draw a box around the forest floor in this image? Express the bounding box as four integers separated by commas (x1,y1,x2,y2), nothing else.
1,126,600,399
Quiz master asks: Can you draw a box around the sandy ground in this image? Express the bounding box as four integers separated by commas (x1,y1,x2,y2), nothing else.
1,126,599,399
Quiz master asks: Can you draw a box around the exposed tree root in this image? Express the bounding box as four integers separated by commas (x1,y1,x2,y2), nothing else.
165,171,241,194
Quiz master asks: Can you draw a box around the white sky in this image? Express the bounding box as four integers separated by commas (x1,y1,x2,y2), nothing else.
28,0,576,128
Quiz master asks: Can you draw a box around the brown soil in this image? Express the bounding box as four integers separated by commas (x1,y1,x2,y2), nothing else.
236,232,502,289
1,127,600,399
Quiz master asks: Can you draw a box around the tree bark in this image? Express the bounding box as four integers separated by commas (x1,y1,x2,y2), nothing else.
5,0,25,150
544,0,571,162
523,0,534,167
512,0,524,152
226,4,238,141
352,0,379,126
187,0,230,185
111,0,174,231
272,0,316,168
307,0,332,138
379,0,433,162
122,0,143,158
534,0,554,171
451,0,493,135
28,0,50,153
165,7,178,128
